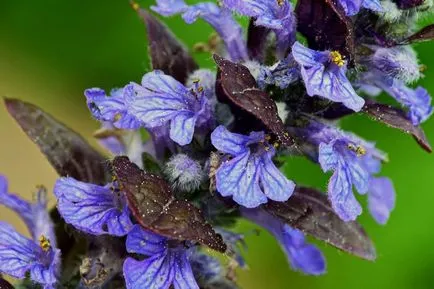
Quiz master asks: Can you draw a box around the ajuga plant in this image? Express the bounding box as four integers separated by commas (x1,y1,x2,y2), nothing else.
1,0,434,288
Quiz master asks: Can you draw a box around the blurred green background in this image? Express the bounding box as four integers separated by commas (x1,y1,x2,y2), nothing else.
1,1,434,288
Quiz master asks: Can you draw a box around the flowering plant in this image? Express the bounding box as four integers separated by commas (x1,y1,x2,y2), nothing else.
1,0,434,288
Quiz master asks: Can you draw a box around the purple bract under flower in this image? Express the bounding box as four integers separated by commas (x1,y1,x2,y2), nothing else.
1,0,433,287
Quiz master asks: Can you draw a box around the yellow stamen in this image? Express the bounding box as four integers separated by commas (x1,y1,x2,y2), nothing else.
347,143,366,157
330,51,345,67
130,1,140,11
39,235,51,252
277,0,285,6
420,64,427,73
273,142,280,148
197,86,204,93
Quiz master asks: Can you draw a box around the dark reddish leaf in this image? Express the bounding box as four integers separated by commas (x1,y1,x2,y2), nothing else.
401,24,434,44
4,98,108,184
392,0,424,9
247,18,270,62
295,0,355,62
213,54,294,147
112,156,227,253
363,101,432,153
0,278,14,289
137,8,198,84
265,187,376,261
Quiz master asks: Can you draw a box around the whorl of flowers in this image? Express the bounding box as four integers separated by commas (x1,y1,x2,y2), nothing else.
1,0,434,288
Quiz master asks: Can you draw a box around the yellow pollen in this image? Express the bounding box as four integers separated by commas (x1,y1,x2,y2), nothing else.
39,235,51,252
419,64,427,73
197,86,204,93
114,113,122,122
277,0,285,6
130,1,140,11
330,51,345,67
347,143,366,157
273,142,280,148
265,135,272,141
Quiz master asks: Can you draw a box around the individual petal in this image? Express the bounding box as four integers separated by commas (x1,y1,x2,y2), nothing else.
280,225,326,275
338,0,362,16
382,80,433,125
408,87,433,125
151,0,188,16
328,168,362,222
126,225,167,256
0,222,38,279
0,175,33,234
368,177,396,225
241,209,326,275
216,152,267,208
85,86,141,130
123,252,175,289
169,113,197,146
172,251,199,289
259,151,295,202
318,141,339,172
129,70,207,138
30,249,60,288
54,177,133,236
302,65,365,111
292,42,329,68
211,125,263,156
182,3,248,61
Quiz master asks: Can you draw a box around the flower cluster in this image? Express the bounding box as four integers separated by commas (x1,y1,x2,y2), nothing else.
1,0,433,288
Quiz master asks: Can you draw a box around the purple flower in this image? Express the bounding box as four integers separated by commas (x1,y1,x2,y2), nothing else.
54,177,133,236
360,71,433,125
243,208,326,275
338,0,383,16
300,121,393,222
211,125,295,208
151,1,248,61
123,225,199,289
85,84,141,130
129,70,213,146
292,42,365,112
222,0,296,57
0,176,60,289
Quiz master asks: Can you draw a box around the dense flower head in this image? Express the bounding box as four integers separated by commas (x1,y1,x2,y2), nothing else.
3,0,434,287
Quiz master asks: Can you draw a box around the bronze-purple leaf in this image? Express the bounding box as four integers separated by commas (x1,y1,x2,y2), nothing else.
401,24,434,44
137,8,198,84
213,54,294,147
393,0,424,9
247,18,270,62
363,101,432,153
112,156,227,253
4,98,108,184
0,278,14,289
264,187,376,261
295,0,355,62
